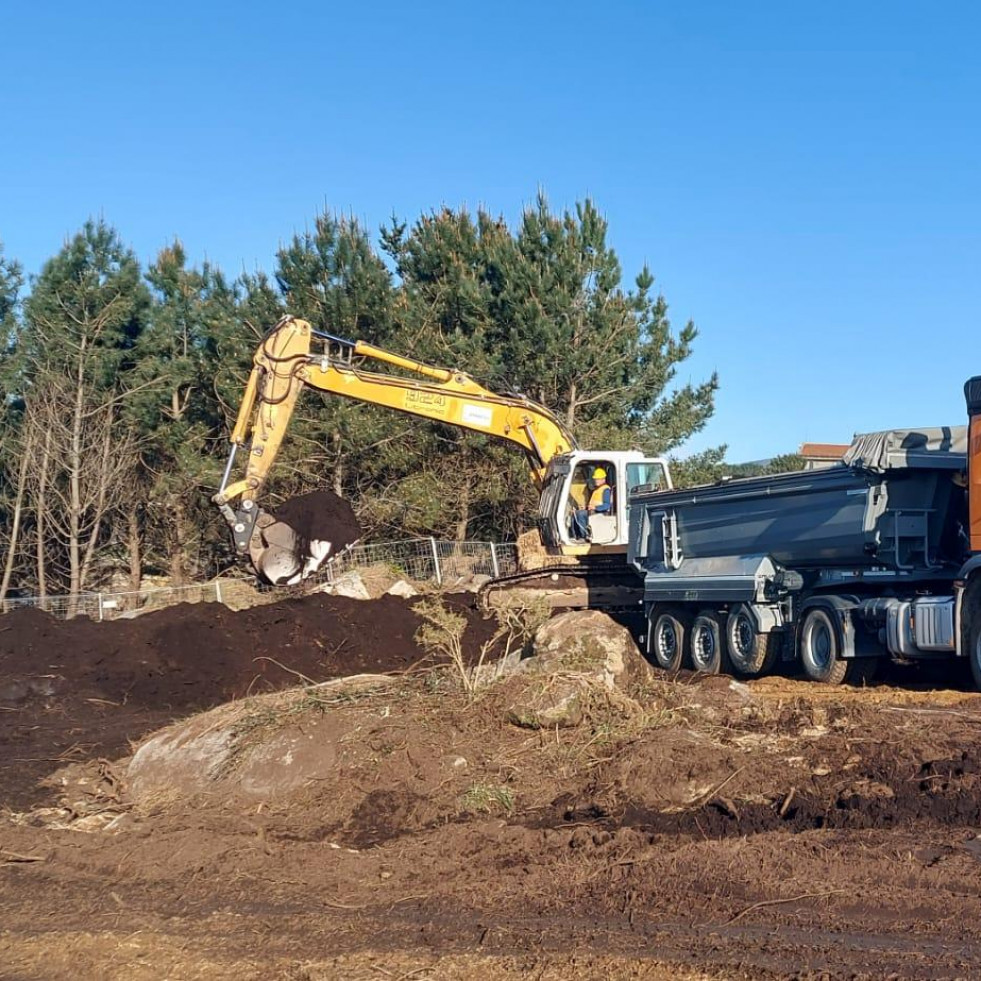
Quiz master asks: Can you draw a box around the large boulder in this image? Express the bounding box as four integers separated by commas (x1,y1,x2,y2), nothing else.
499,610,651,729
531,610,648,689
127,676,396,800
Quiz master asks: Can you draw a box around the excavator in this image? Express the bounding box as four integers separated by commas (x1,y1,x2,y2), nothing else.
214,316,673,603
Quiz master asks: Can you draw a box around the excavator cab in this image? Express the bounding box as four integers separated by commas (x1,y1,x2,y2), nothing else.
538,451,672,553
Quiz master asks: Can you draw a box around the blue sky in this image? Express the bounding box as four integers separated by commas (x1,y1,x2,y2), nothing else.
2,1,979,461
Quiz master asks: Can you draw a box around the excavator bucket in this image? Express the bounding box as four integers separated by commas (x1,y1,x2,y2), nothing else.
248,510,334,585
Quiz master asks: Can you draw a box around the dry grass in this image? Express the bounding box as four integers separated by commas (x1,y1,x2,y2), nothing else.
459,782,516,816
414,593,550,699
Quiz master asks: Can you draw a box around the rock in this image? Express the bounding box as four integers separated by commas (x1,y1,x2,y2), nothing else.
467,647,525,688
841,778,895,800
315,571,371,600
385,579,419,599
479,611,651,728
728,679,753,698
444,573,493,593
530,610,649,689
0,677,57,703
127,678,395,800
505,676,584,729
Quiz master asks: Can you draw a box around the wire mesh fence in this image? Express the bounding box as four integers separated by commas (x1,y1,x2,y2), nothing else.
322,538,519,585
0,538,519,622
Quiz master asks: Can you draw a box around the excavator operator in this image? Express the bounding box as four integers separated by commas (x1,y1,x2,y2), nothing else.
572,466,614,539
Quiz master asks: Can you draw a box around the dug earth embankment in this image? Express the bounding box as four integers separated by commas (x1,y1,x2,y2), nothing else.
3,596,981,979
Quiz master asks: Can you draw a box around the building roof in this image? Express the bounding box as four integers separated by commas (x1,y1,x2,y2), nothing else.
799,442,850,460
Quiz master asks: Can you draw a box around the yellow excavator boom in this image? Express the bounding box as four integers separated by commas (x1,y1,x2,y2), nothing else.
214,316,577,581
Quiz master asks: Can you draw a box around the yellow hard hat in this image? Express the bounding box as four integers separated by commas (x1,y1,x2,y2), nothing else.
593,467,607,480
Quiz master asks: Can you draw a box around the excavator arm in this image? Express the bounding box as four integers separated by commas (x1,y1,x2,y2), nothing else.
214,316,577,582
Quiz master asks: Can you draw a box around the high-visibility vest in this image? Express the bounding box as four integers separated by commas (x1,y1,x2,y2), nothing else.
588,485,612,513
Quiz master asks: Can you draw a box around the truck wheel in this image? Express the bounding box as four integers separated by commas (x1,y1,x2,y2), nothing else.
971,623,981,691
726,604,778,677
965,579,981,691
799,607,849,685
690,612,724,674
651,609,688,673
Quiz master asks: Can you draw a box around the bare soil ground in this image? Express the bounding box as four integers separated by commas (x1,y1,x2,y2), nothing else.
3,596,981,980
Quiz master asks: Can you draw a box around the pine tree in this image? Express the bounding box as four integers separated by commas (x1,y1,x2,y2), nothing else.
128,241,242,584
21,220,148,383
497,194,717,454
0,242,26,599
382,207,521,539
378,197,719,539
0,242,22,360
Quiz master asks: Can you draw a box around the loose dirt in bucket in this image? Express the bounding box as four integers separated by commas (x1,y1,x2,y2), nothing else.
271,489,362,554
5,598,981,979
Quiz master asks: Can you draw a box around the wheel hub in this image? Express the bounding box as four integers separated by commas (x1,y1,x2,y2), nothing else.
656,623,677,660
692,625,715,669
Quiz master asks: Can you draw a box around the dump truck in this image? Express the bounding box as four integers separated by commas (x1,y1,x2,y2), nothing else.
628,379,981,687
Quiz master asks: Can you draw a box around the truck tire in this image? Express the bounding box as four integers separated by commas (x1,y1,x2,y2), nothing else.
690,611,724,674
726,604,778,677
970,621,981,691
650,608,688,673
964,578,981,691
799,607,849,685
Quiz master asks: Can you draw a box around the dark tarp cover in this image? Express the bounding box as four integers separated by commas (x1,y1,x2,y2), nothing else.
842,426,967,472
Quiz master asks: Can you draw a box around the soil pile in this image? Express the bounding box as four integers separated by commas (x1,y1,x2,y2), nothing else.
271,489,362,554
0,590,496,808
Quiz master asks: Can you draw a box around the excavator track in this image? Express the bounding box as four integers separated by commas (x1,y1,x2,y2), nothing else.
478,562,644,612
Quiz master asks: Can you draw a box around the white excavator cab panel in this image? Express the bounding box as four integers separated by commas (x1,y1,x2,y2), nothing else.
540,451,672,550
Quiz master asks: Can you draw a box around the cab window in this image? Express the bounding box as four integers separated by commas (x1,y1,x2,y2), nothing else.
567,460,617,544
626,461,666,496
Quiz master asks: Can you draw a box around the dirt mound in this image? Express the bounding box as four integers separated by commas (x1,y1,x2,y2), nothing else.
271,489,362,553
6,643,981,977
0,590,497,808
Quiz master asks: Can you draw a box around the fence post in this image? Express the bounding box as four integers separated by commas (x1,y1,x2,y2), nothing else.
215,581,223,605
490,543,500,579
429,537,442,585
98,593,104,622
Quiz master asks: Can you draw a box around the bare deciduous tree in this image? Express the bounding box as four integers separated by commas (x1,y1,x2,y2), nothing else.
22,377,139,613
0,428,33,602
